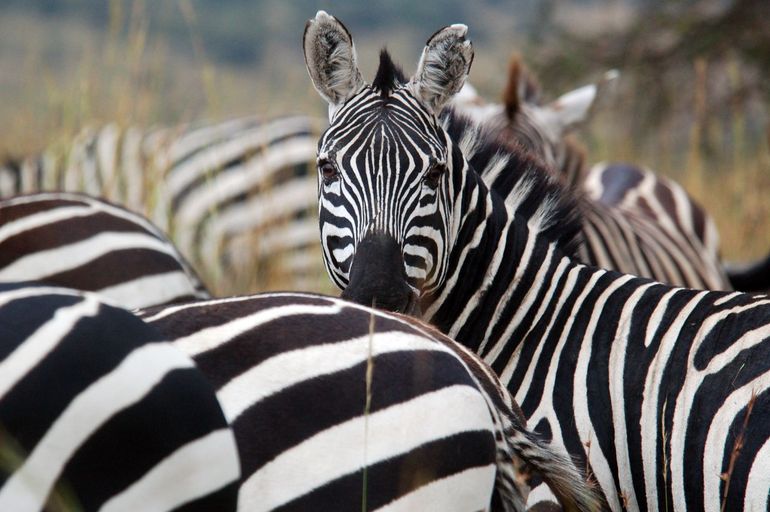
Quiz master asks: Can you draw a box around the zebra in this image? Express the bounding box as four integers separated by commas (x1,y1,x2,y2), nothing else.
0,192,210,309
0,281,240,511
303,11,770,510
0,116,328,294
136,291,603,512
456,55,734,291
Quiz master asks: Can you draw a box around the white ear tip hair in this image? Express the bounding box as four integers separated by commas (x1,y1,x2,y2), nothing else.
448,23,468,35
314,10,333,22
603,69,620,82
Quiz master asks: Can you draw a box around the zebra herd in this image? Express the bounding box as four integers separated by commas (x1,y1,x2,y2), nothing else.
1,9,769,511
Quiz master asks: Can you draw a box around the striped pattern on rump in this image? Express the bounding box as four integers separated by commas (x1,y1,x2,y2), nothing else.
137,291,602,512
0,192,210,309
0,115,326,293
0,282,239,511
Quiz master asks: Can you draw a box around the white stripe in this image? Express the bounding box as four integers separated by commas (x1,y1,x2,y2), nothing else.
0,343,194,512
99,429,239,512
173,138,317,258
703,376,770,512
172,302,344,357
0,296,100,399
525,482,559,510
608,282,656,511
572,272,635,512
98,271,204,309
670,305,770,508
640,290,709,511
216,332,444,422
743,437,770,511
0,232,177,281
0,205,94,243
238,385,493,512
374,466,497,512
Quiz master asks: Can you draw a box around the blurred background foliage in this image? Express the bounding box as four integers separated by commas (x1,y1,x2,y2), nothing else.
0,0,768,261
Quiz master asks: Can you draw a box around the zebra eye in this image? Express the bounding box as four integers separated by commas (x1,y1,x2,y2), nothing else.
424,163,447,189
319,160,338,184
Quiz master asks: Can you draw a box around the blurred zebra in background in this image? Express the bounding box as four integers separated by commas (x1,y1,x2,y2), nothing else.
0,115,327,294
0,192,209,309
455,56,736,290
138,291,603,512
0,282,240,511
5,53,760,295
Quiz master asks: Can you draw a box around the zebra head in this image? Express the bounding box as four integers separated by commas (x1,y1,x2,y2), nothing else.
455,56,618,186
304,11,473,314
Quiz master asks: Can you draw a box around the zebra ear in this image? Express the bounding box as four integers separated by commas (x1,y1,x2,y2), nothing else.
541,69,619,134
303,11,365,116
412,24,474,114
501,54,541,120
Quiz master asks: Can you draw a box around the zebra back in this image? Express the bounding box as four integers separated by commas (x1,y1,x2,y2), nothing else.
0,192,210,309
137,291,603,512
453,57,731,290
0,115,328,294
0,282,240,511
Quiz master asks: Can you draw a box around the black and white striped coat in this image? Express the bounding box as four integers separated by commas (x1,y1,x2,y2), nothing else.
137,291,602,512
454,58,731,291
0,282,240,511
304,13,770,510
0,192,209,309
0,116,326,293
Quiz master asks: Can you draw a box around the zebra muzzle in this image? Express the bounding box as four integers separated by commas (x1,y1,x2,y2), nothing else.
341,233,420,315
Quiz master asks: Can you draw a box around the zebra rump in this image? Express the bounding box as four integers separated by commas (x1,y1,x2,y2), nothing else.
0,192,210,309
0,282,240,511
137,291,603,512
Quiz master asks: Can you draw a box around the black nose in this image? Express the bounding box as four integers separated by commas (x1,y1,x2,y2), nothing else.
341,233,418,314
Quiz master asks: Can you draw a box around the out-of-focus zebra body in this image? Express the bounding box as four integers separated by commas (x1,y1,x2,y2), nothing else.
0,192,209,309
0,282,240,511
581,162,726,288
456,57,731,291
137,290,602,512
0,116,327,293
303,13,770,510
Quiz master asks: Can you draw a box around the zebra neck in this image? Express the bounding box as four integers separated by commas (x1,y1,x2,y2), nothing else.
422,172,580,354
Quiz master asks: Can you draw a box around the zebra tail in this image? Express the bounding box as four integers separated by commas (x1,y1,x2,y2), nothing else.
507,429,606,512
724,250,770,292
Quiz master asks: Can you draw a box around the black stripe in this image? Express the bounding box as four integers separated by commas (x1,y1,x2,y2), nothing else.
61,368,230,510
0,294,81,362
234,349,478,478
0,302,163,451
43,249,192,293
275,431,496,511
0,212,158,268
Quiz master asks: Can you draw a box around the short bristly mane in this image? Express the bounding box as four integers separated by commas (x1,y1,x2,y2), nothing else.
441,108,584,256
372,49,407,97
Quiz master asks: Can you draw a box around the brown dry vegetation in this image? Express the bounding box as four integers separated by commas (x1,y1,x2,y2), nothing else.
1,1,768,291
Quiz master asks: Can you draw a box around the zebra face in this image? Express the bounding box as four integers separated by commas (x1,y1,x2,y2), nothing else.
304,11,473,312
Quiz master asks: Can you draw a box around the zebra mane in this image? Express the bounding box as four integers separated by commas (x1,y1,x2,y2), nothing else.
372,49,407,97
441,108,584,256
